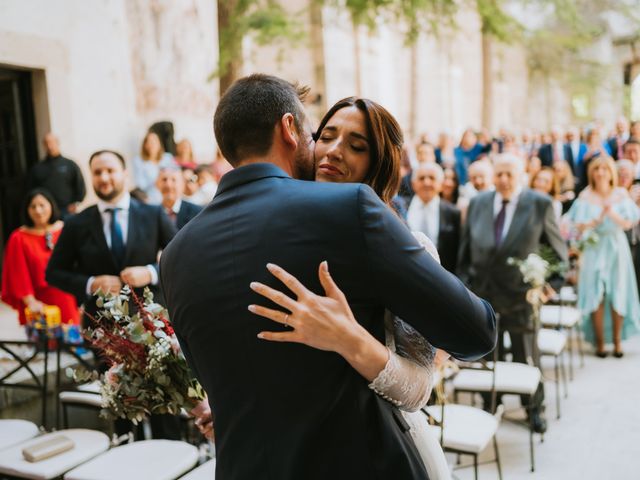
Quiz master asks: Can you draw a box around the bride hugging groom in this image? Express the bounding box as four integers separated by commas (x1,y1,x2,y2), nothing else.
160,74,497,480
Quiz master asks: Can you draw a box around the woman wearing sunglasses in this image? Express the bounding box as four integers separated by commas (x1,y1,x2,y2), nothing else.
1,188,79,334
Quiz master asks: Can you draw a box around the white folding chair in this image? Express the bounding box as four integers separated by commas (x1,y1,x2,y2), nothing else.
0,420,39,452
541,298,584,379
537,328,569,419
64,440,199,480
425,404,503,480
0,429,109,479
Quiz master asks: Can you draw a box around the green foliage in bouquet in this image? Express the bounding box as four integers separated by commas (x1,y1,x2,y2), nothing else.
72,286,205,424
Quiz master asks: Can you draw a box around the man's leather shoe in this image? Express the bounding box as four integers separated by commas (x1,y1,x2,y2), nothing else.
529,412,547,434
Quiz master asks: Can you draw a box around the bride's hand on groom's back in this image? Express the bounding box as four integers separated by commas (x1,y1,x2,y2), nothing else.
248,262,388,381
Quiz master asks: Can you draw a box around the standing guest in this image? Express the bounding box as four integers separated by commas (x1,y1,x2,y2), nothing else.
630,120,640,142
564,156,640,357
564,127,587,177
622,139,640,180
156,167,202,231
407,163,461,273
531,167,562,219
132,132,176,204
441,166,460,206
617,159,640,297
2,189,79,333
397,147,414,206
537,127,566,167
552,160,576,212
416,142,437,164
181,167,202,204
454,129,483,185
458,153,568,433
193,164,218,205
211,149,233,183
607,117,630,161
578,129,612,191
460,159,494,200
435,133,455,168
26,133,86,218
175,139,197,169
46,150,178,438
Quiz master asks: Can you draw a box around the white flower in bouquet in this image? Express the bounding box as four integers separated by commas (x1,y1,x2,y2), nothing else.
507,253,549,289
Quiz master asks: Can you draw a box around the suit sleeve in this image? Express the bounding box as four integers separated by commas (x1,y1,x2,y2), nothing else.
357,185,496,361
451,208,461,273
456,198,473,285
541,198,568,263
46,221,90,303
151,207,177,276
71,160,86,203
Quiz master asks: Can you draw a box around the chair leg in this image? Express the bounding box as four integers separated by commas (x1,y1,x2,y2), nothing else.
554,355,561,420
474,453,479,480
568,326,575,381
528,403,536,472
494,435,503,480
561,350,569,399
62,404,69,430
578,324,585,368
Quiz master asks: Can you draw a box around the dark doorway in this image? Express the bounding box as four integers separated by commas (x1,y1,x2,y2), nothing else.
0,67,39,274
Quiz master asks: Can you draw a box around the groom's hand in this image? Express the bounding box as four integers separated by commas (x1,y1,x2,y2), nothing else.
190,399,214,441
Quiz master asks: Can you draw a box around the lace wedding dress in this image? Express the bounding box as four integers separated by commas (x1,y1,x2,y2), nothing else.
368,232,451,480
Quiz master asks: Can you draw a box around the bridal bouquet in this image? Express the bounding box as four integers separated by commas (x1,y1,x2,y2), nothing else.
72,286,205,423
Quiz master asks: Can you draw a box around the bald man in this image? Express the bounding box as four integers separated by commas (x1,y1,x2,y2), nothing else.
26,133,86,217
407,163,461,273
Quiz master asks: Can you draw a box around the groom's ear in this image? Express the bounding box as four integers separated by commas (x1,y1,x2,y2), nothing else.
278,113,299,151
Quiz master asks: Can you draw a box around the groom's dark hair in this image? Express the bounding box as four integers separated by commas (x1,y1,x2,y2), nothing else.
214,74,310,166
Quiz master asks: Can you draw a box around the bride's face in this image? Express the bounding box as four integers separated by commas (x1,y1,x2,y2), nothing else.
314,106,371,184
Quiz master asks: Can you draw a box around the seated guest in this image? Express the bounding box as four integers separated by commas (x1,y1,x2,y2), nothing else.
1,189,79,335
156,167,202,231
407,163,461,273
132,131,176,204
531,167,563,219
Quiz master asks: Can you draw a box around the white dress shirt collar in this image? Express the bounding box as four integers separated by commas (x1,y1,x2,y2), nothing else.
493,187,522,243
97,192,131,214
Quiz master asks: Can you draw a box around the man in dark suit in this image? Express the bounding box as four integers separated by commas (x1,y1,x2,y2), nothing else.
46,150,178,439
407,163,461,273
458,153,567,434
564,127,587,179
537,128,566,168
26,133,86,218
607,117,630,161
160,74,497,480
156,166,202,231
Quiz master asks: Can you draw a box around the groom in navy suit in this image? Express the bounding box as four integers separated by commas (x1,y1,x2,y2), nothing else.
161,74,497,480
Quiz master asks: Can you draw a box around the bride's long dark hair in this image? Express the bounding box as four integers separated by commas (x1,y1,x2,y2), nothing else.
314,97,404,206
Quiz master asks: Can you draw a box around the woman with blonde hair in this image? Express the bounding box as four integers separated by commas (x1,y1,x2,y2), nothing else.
132,131,176,204
531,166,563,219
564,156,640,357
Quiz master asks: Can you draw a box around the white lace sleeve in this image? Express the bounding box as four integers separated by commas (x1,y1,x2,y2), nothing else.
368,232,440,412
368,315,435,412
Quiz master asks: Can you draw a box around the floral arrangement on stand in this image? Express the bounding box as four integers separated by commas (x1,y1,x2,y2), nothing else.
71,286,205,424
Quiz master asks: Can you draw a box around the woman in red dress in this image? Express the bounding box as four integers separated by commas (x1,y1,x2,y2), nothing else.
1,189,79,331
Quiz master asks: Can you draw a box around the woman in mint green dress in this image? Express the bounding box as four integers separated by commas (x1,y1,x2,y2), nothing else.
565,156,640,357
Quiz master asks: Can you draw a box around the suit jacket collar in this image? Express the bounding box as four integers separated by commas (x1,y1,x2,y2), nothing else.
216,163,291,196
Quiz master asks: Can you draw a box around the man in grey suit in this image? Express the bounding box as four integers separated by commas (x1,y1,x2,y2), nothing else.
458,153,568,433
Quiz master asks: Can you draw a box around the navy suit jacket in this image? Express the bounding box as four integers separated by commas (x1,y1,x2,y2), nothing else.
46,198,176,316
176,200,203,231
160,163,496,480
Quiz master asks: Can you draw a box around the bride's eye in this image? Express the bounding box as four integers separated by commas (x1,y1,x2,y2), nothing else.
351,144,366,152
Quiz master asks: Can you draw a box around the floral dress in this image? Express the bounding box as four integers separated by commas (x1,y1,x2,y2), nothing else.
564,188,640,344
